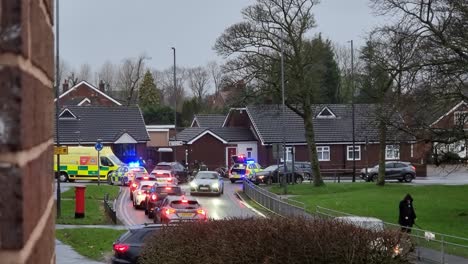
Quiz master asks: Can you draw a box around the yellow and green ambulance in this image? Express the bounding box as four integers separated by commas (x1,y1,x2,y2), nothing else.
54,146,123,182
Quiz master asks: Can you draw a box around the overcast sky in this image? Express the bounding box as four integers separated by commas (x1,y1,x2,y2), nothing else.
59,0,383,72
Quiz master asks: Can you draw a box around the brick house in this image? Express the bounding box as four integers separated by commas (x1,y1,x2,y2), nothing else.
55,106,150,163
56,80,122,107
146,125,176,168
173,104,420,174
190,114,226,128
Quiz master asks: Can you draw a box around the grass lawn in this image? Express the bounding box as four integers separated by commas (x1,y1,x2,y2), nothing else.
56,228,126,261
61,185,120,200
270,183,468,239
56,199,112,225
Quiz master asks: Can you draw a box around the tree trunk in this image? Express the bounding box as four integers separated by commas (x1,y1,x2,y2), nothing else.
303,105,324,186
377,118,386,186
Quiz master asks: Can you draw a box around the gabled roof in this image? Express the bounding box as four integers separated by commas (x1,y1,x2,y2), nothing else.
243,104,412,144
190,114,226,128
174,127,256,145
55,106,149,144
55,80,122,106
430,101,468,127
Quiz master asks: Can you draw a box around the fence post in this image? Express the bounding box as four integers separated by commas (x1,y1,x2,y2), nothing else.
441,235,445,264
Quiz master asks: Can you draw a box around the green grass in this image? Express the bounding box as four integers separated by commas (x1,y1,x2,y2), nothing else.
56,228,126,261
56,199,112,225
61,185,120,200
271,183,468,238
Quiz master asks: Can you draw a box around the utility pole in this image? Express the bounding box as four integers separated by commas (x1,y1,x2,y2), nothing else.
350,40,356,182
55,0,61,218
171,47,177,162
280,28,287,194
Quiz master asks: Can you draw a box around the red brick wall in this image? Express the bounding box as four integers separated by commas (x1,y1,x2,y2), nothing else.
185,134,226,170
58,83,118,106
225,110,251,127
432,104,468,129
0,0,55,263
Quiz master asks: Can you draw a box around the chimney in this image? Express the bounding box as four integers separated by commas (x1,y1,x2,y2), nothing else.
62,79,69,93
99,80,105,92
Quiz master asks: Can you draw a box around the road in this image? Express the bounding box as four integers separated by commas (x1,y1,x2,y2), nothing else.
116,180,257,226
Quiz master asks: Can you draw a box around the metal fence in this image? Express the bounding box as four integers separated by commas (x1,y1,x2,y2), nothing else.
242,179,312,218
104,193,117,224
316,206,468,264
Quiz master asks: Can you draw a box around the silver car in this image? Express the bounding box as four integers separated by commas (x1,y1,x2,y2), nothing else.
154,196,207,224
189,171,224,196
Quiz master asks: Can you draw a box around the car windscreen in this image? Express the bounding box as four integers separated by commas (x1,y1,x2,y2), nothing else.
155,165,171,170
195,172,218,179
139,185,153,191
156,186,182,195
263,165,278,171
170,200,200,209
119,228,159,244
130,167,146,172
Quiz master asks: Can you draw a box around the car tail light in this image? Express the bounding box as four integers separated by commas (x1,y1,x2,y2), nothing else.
181,199,188,203
113,243,130,254
165,208,176,215
143,176,149,180
165,187,172,190
197,209,206,216
411,166,416,171
151,194,157,201
137,191,142,195
167,178,173,182
131,183,137,188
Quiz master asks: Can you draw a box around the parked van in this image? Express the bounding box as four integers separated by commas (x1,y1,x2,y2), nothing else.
54,146,123,182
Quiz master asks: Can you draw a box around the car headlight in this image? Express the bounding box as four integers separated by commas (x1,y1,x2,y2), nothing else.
211,182,219,189
190,182,197,188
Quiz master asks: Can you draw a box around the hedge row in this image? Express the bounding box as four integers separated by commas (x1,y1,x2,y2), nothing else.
139,217,412,264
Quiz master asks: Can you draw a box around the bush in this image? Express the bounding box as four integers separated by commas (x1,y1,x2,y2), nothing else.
139,217,412,264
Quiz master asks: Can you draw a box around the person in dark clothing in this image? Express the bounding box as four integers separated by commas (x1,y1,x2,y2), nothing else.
399,194,417,233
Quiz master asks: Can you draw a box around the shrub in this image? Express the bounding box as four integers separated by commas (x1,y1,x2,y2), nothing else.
139,217,412,264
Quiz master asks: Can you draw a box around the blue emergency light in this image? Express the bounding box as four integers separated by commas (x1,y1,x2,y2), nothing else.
128,162,140,168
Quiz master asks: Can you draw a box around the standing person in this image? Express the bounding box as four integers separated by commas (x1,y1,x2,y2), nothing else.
399,194,417,233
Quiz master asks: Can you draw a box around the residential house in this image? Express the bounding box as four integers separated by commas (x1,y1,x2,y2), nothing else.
55,106,149,163
146,125,176,167
190,114,226,128
172,104,421,174
56,80,122,106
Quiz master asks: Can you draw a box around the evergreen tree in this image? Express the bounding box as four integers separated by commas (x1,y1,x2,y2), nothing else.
138,70,161,108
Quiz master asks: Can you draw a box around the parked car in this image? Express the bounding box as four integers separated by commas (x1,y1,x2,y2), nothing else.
251,164,305,185
189,171,224,196
228,155,262,183
129,174,157,201
360,161,416,182
145,184,183,218
132,181,155,209
109,165,148,186
111,224,162,264
153,196,207,224
283,161,312,179
150,169,179,185
154,162,189,183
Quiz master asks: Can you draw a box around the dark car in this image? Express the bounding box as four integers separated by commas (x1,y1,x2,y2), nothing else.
283,161,312,179
360,161,416,182
154,162,189,183
145,184,183,219
111,224,161,264
251,164,304,185
129,174,157,201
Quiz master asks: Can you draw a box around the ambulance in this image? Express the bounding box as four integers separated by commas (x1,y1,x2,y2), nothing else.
54,146,123,182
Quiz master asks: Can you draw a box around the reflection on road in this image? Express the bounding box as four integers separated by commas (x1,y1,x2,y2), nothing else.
116,180,257,225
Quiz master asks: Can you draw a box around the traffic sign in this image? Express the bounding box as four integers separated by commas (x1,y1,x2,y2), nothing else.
95,141,103,151
54,146,68,155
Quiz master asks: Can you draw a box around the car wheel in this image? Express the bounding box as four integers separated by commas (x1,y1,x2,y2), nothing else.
404,174,413,183
107,175,113,185
230,179,236,183
221,186,224,194
295,175,303,184
59,172,68,183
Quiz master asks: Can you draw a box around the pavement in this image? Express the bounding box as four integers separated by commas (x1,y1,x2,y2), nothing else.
55,239,104,264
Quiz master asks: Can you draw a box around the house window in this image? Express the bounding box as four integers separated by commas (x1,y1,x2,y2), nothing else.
317,146,330,161
316,107,336,119
454,111,468,126
347,146,361,161
385,145,400,160
286,147,295,162
410,144,414,158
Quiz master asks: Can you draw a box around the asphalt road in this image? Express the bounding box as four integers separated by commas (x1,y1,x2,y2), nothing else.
116,180,257,226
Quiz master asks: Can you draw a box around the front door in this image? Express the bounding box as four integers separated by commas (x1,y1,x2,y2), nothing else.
226,147,237,168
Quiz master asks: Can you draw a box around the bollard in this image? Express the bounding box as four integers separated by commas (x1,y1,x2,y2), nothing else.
75,185,86,218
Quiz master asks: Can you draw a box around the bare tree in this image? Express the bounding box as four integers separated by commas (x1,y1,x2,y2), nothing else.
77,63,92,82
188,66,210,102
154,67,187,109
98,61,116,91
56,59,70,91
207,61,225,95
116,55,148,106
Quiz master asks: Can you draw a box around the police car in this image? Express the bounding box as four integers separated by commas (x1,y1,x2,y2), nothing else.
228,155,261,183
107,162,148,186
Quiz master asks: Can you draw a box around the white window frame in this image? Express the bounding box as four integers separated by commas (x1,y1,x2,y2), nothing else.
454,111,468,125
410,144,414,158
285,147,295,162
347,145,361,161
317,146,330,161
385,145,400,160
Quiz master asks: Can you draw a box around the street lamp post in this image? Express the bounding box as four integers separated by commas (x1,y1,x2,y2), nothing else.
350,40,356,182
171,47,177,162
55,0,61,218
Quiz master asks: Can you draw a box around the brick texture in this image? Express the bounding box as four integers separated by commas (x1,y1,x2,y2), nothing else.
0,0,55,262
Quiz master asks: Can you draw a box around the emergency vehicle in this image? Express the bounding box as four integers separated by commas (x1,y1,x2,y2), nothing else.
228,155,262,183
54,146,123,182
